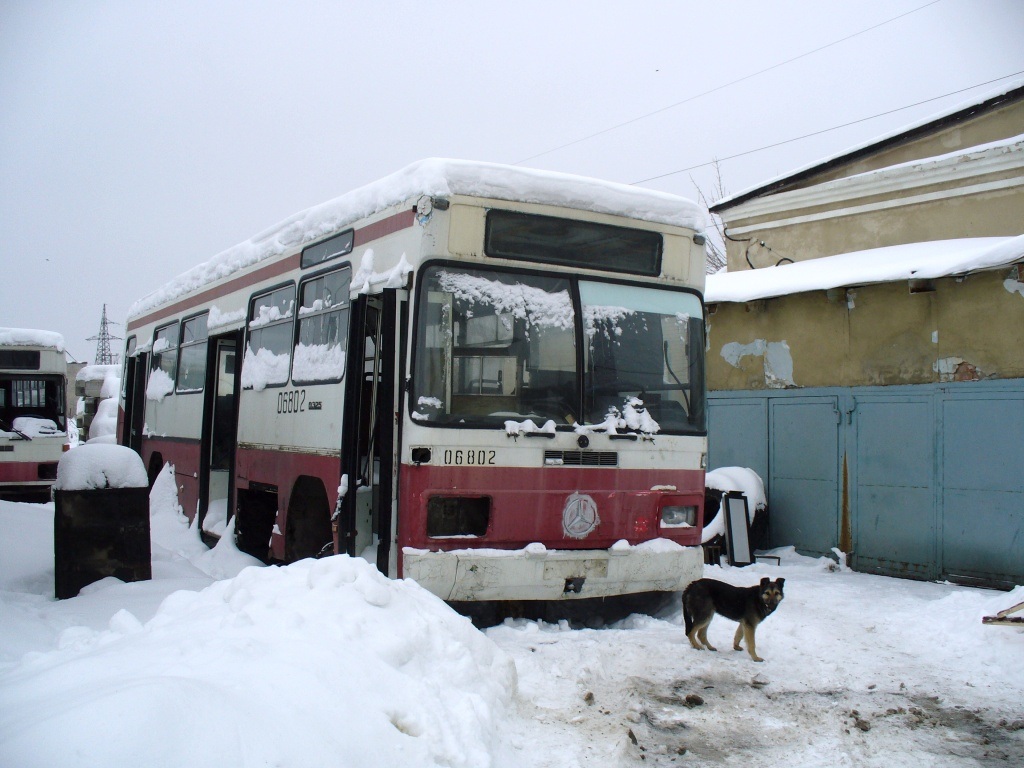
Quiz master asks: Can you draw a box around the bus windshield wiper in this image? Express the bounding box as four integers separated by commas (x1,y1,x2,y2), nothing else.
663,341,691,416
0,418,32,441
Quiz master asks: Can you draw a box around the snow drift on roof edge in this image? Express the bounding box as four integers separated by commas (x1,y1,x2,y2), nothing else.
705,235,1024,303
712,77,1024,210
0,328,65,352
127,159,705,321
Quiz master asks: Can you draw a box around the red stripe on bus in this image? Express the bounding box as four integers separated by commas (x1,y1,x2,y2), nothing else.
354,208,416,247
127,254,301,332
127,208,417,332
0,461,59,483
398,463,705,553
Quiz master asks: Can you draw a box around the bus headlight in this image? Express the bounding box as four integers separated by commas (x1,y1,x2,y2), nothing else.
660,505,697,528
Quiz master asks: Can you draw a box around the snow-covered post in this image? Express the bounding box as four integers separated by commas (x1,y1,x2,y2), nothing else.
53,444,151,599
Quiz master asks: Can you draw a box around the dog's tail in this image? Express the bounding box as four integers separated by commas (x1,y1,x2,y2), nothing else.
682,586,693,635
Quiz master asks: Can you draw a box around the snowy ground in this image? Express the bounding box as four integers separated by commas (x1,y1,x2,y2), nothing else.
1,473,1021,767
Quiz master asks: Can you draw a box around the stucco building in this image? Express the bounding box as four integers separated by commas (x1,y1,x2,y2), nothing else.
704,81,1024,587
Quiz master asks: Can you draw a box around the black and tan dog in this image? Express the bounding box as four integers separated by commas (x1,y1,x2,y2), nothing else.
682,577,785,662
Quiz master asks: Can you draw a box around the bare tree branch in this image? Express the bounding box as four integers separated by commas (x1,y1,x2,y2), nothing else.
691,159,729,274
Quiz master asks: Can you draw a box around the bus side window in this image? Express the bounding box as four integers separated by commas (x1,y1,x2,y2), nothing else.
176,314,209,393
242,285,295,390
149,322,179,400
294,267,351,384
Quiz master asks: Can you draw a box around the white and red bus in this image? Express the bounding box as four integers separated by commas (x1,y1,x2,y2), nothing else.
1,328,69,500
119,159,709,605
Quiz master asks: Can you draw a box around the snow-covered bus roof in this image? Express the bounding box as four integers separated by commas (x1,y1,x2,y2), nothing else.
0,327,65,352
705,235,1024,304
128,159,705,321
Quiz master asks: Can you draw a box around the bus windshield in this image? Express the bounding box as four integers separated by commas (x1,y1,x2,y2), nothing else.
411,265,705,434
580,281,704,434
0,375,67,436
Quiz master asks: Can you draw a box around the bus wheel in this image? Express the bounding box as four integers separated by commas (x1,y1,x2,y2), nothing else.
285,476,332,563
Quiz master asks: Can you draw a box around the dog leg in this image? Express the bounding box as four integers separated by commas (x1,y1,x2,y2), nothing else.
688,618,714,650
686,627,703,650
697,622,717,652
686,619,705,650
733,624,744,651
741,623,763,662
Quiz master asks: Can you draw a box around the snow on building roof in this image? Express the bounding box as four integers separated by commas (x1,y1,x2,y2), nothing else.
127,159,705,321
704,235,1024,304
711,134,1024,225
712,77,1024,212
0,327,65,352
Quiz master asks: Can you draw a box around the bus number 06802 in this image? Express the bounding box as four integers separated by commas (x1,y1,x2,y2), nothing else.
277,389,306,414
443,449,496,466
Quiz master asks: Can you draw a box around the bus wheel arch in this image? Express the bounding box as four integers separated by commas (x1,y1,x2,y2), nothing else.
147,453,164,488
236,484,278,564
284,476,333,563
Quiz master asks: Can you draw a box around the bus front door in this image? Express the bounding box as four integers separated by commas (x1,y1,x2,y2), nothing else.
340,290,406,576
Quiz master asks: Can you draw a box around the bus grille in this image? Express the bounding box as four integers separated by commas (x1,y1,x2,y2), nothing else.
544,450,618,467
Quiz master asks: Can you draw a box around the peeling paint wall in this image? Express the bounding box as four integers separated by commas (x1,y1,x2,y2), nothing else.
720,339,795,388
707,267,1024,391
1006,265,1024,297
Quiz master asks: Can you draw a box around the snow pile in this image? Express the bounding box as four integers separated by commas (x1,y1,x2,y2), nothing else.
706,235,1024,303
54,444,148,490
149,464,260,581
0,327,65,351
87,398,119,442
0,559,515,768
703,466,767,543
127,159,703,321
2,465,516,768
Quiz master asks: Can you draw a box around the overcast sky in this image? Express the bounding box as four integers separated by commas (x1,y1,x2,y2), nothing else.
3,0,1023,362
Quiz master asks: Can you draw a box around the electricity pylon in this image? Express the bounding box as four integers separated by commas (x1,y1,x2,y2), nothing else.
86,304,122,365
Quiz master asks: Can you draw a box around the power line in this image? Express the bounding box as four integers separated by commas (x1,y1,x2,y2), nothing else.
515,0,944,165
631,70,1024,184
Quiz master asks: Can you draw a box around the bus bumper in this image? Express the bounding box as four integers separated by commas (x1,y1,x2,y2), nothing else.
402,540,703,602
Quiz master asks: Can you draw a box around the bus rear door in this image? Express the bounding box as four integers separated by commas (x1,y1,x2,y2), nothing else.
199,331,241,537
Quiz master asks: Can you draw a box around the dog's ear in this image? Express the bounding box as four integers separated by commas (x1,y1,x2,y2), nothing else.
760,577,770,588
776,578,785,589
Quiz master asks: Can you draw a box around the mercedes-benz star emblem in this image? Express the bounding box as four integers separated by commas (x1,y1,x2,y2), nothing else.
562,493,599,539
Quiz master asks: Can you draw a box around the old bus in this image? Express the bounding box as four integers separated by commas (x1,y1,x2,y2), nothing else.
1,328,69,500
119,159,709,605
